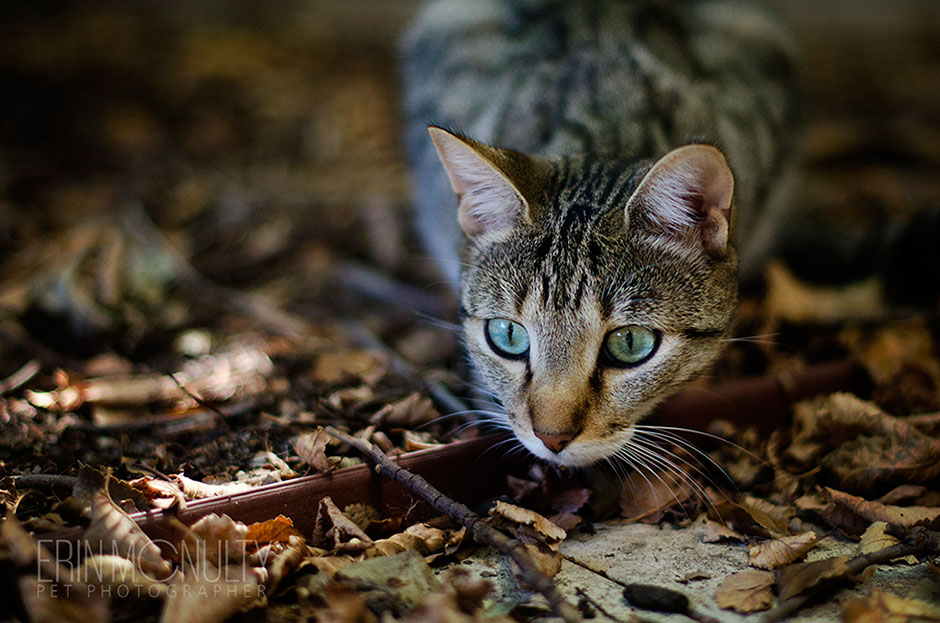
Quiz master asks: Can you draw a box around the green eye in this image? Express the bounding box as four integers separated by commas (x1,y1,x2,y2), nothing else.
485,318,530,358
604,326,658,366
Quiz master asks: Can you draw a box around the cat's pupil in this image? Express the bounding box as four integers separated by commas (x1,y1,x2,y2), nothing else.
605,326,658,366
486,318,530,358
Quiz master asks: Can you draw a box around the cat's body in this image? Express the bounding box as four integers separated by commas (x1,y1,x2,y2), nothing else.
400,0,799,466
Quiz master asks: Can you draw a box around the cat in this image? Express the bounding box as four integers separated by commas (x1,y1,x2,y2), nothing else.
400,0,799,466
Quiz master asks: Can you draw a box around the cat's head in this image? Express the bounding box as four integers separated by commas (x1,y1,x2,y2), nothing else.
429,127,738,467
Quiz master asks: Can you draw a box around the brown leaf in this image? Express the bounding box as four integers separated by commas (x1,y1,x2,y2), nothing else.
312,350,386,386
489,500,566,544
161,557,263,623
187,512,250,566
619,468,696,524
245,514,303,552
714,570,775,613
313,496,373,553
823,487,940,536
293,428,333,472
702,519,747,544
369,392,439,427
857,521,919,564
785,394,940,492
172,474,255,499
748,532,817,570
843,587,940,623
775,555,850,602
84,486,173,580
511,541,562,588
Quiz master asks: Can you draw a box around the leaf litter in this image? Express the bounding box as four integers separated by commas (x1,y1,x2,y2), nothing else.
2,4,940,623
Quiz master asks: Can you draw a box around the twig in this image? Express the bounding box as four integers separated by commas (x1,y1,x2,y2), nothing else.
0,359,41,395
167,372,231,432
13,474,77,489
325,426,581,623
762,526,940,622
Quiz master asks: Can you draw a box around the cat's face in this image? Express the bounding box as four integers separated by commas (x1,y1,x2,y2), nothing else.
430,128,737,466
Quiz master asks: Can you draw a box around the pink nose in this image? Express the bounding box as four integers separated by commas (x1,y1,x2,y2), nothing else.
534,430,578,453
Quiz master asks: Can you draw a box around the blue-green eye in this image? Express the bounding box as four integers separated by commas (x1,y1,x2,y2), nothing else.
485,318,530,358
604,326,659,366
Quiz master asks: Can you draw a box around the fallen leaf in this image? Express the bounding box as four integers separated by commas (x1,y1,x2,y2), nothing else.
293,428,333,472
748,532,817,569
619,468,696,524
244,514,303,552
823,487,940,536
172,474,255,499
489,500,566,544
187,513,249,566
775,555,850,602
785,394,940,492
714,570,775,612
84,486,173,580
312,350,386,386
843,587,940,623
702,519,747,543
337,549,441,611
369,392,439,427
857,521,919,565
313,496,373,553
161,557,263,623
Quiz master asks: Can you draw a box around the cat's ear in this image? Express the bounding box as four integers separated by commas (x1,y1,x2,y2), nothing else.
428,126,536,239
627,144,734,258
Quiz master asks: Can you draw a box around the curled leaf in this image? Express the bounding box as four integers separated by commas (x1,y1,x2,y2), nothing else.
748,532,817,570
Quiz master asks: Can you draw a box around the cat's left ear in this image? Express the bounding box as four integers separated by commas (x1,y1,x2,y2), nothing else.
627,144,734,258
428,126,542,240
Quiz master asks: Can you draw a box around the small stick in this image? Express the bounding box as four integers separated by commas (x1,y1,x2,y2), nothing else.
762,527,940,623
13,474,77,490
325,426,581,623
0,359,41,395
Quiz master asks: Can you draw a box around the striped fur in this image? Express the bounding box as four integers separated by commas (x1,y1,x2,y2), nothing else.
401,0,798,466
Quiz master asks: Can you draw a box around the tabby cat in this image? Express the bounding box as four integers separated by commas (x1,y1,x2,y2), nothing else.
400,0,798,466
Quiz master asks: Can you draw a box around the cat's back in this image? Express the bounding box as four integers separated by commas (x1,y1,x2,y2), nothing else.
401,0,798,282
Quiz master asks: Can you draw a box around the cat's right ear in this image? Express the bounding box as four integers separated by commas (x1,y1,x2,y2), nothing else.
428,126,534,239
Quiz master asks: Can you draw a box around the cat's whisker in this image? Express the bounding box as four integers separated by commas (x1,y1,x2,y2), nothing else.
631,428,737,489
414,311,462,333
633,424,766,465
617,444,694,521
618,441,707,522
614,446,667,509
720,333,781,346
627,436,723,518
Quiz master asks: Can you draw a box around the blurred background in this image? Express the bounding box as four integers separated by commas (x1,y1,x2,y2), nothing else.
0,0,938,370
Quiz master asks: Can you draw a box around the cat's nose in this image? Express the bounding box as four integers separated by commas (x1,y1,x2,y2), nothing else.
534,429,579,453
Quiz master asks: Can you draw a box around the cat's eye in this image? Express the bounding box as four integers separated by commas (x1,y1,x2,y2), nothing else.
485,318,530,359
603,326,659,366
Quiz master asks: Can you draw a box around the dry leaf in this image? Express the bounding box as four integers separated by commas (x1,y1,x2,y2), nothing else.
245,514,303,552
400,567,500,623
748,532,817,569
714,570,775,612
786,394,940,492
511,541,562,588
76,554,168,597
84,487,173,580
857,521,919,565
775,555,850,602
313,496,373,553
369,392,439,427
619,468,696,524
312,350,386,386
293,428,333,472
19,576,110,623
261,534,307,595
188,513,250,566
402,430,443,451
490,500,566,544
160,557,263,623
703,519,747,543
843,587,940,623
172,474,255,499
823,487,940,536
